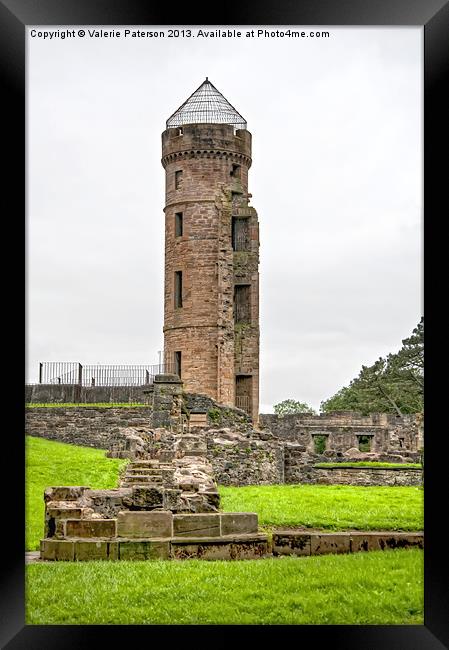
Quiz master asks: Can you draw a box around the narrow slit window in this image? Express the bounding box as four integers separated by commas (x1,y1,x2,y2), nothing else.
175,212,183,237
175,170,183,189
174,271,183,308
174,351,182,378
234,284,251,324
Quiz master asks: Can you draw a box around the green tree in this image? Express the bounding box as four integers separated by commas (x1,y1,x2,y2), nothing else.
274,399,317,416
320,318,423,415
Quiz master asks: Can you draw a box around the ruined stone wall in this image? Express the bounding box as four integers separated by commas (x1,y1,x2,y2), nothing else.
25,407,152,449
205,430,283,486
284,444,422,485
184,393,252,430
259,412,421,454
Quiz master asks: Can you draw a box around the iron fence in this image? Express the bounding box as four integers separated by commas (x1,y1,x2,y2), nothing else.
235,395,251,415
37,361,177,387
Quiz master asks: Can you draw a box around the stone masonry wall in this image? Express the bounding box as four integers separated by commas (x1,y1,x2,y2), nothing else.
25,407,152,449
205,430,283,486
259,411,422,454
26,403,422,486
25,383,152,404
310,466,422,486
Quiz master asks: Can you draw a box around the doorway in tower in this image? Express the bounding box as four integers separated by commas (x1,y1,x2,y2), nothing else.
235,375,252,416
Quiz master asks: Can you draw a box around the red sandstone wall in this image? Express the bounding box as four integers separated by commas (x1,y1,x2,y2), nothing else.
161,124,260,420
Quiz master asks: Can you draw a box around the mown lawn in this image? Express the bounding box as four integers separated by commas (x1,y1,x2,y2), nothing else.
219,484,423,531
26,436,127,551
26,548,423,625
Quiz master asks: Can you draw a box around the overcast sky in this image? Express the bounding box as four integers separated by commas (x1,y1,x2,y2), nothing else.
26,26,422,412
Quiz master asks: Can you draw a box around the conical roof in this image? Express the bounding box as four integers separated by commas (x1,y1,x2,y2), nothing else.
166,78,247,130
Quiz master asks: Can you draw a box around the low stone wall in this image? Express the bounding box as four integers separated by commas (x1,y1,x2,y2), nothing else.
25,407,152,449
311,466,422,486
25,383,151,404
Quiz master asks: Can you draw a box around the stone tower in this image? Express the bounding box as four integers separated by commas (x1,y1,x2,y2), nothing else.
161,79,260,422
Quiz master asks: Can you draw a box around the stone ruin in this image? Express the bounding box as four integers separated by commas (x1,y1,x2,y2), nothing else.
38,374,424,560
40,422,269,562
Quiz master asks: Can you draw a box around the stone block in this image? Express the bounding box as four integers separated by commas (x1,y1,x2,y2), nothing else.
54,519,67,539
171,534,269,560
40,539,75,561
47,507,83,520
117,511,173,538
163,488,183,511
44,486,89,502
220,512,258,536
132,486,164,509
65,519,117,538
173,513,221,537
178,493,219,514
272,531,311,556
310,533,351,555
350,532,424,553
74,540,109,561
84,488,133,518
119,539,171,560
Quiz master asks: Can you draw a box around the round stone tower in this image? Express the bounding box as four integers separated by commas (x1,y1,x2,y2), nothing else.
161,79,260,422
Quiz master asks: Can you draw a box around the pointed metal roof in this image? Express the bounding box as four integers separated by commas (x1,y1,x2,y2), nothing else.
166,78,247,130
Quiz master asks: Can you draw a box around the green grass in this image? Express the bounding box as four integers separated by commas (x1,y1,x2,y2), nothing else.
26,403,148,408
26,436,127,551
219,484,423,531
314,462,421,469
26,549,423,625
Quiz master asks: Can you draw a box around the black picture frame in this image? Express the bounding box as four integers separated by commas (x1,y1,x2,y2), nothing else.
2,0,447,647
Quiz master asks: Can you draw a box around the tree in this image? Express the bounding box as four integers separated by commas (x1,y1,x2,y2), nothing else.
273,399,317,416
320,319,423,415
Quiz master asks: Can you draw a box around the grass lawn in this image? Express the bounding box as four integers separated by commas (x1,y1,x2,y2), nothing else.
26,548,423,625
26,436,127,551
219,484,423,531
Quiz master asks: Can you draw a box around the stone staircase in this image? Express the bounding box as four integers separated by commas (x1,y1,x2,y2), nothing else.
120,460,165,487
39,433,271,562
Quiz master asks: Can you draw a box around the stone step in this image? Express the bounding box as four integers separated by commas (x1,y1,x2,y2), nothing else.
123,475,162,483
130,460,161,467
272,530,424,556
121,476,162,488
125,468,163,476
171,533,269,560
41,533,270,562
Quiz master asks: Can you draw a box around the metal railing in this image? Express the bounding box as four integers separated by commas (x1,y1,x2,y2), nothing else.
235,395,251,414
37,361,177,387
